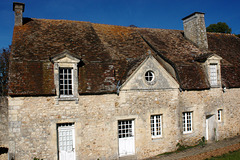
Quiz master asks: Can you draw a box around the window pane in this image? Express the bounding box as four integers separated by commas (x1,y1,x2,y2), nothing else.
183,112,192,133
210,64,217,86
151,115,162,137
59,68,73,96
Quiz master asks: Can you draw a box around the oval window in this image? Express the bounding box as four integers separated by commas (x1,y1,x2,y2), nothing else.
145,71,155,82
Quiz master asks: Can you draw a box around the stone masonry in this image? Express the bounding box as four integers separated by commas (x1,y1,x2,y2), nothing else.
8,88,240,159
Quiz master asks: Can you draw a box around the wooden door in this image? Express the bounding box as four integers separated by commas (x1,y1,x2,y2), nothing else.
118,120,135,157
58,123,75,160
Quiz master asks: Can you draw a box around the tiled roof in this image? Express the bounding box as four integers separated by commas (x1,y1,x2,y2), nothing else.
9,18,240,95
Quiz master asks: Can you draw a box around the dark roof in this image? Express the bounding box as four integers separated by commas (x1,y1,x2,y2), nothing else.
9,18,240,95
207,33,240,88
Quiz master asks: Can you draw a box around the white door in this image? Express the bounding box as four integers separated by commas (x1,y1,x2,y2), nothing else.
206,115,216,141
118,120,135,157
58,123,76,160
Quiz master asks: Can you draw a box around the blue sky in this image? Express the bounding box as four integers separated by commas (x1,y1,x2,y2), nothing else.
0,0,239,49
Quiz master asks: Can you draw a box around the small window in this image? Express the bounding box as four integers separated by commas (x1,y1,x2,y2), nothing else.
151,115,162,138
209,64,217,86
183,112,192,134
218,109,222,122
59,68,73,96
145,71,155,82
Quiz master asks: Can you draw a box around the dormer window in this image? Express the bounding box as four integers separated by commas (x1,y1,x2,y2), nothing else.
59,68,73,96
204,54,222,88
209,64,217,86
51,50,80,104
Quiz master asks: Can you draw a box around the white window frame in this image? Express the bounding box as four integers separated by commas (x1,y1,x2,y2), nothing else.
182,112,193,134
145,71,155,82
204,54,222,88
59,68,74,97
209,64,218,86
218,109,222,122
150,115,162,138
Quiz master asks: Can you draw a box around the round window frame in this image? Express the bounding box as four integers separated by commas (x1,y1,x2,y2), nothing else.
144,70,155,85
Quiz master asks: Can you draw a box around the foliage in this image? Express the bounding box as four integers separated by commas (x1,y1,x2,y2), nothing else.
0,46,10,96
206,22,232,34
236,34,240,38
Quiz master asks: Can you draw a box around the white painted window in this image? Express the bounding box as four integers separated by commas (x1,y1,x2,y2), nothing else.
145,71,155,82
183,112,192,133
151,115,162,138
59,68,73,96
118,120,134,138
218,109,222,122
209,64,218,86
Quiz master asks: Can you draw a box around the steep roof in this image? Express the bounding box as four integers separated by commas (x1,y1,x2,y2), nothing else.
9,18,240,95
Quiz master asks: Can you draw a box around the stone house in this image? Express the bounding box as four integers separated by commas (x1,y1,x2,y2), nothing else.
8,2,240,160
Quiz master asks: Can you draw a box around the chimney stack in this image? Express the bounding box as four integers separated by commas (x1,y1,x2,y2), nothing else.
182,12,208,50
13,2,25,26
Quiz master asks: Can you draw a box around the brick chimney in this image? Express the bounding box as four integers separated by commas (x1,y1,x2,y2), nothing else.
182,12,208,50
13,2,25,26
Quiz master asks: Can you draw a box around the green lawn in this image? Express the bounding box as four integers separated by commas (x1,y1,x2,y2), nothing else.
206,149,240,160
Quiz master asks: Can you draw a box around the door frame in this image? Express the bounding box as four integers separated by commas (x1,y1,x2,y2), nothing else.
206,115,216,141
57,123,76,160
118,119,135,157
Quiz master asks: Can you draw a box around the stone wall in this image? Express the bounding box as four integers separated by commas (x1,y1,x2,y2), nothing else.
0,97,8,160
0,97,8,148
8,88,240,159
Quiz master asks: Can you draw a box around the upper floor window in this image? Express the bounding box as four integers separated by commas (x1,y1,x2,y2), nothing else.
204,54,222,88
145,71,155,82
209,64,217,86
59,68,73,96
51,50,80,104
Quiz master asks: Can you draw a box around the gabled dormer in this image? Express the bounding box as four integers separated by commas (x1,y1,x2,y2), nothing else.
51,50,81,104
120,55,179,91
204,54,222,88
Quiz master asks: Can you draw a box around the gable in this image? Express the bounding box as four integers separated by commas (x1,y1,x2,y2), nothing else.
120,56,179,91
51,50,81,64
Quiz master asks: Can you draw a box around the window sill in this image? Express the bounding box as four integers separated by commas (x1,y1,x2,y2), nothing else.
55,96,79,104
183,131,193,134
210,85,221,88
152,136,163,140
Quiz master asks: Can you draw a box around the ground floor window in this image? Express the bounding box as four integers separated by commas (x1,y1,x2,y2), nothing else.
182,112,192,133
150,115,162,138
218,109,222,122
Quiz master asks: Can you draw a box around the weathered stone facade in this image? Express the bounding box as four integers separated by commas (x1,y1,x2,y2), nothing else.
182,12,208,50
8,88,240,159
8,3,240,160
0,97,8,149
0,97,8,160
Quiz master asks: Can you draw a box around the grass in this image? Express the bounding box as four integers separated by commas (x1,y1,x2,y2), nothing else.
205,149,240,160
